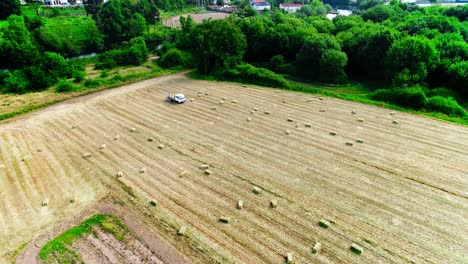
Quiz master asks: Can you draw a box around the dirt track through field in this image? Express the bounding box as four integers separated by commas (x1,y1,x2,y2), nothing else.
1,74,467,263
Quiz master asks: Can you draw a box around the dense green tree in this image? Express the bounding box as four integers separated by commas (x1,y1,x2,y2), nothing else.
362,5,396,23
386,36,439,86
338,24,398,80
97,0,147,46
296,0,331,17
296,33,347,83
0,15,40,69
357,0,383,10
190,19,247,74
0,0,21,20
83,0,104,21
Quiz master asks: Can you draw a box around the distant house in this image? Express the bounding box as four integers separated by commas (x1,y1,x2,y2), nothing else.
250,0,271,11
279,3,302,13
211,0,231,4
326,9,352,20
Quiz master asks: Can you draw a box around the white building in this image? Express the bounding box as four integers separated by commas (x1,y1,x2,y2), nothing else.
279,3,302,13
250,0,271,11
326,9,352,20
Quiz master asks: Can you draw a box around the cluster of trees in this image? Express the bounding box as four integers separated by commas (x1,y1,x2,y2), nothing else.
0,0,161,93
159,2,466,116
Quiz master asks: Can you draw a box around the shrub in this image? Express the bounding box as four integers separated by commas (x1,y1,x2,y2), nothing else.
84,79,101,88
100,70,109,78
425,96,467,117
371,86,427,109
219,64,290,88
73,70,85,83
96,37,149,69
55,79,76,93
158,48,193,68
1,70,30,94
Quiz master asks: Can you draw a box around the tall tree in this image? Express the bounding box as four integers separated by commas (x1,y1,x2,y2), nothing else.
0,0,21,20
83,0,103,21
190,19,247,74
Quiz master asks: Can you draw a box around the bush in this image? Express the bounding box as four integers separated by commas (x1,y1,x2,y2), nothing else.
73,70,85,83
1,70,30,94
371,86,427,109
218,64,290,88
96,37,149,69
55,79,76,93
84,79,101,88
425,96,467,117
158,48,192,68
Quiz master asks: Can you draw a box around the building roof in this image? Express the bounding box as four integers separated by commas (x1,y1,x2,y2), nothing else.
280,3,302,7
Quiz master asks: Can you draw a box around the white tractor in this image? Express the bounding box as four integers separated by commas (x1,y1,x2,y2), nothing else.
166,92,186,104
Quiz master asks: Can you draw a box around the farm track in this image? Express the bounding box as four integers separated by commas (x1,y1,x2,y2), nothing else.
0,74,467,263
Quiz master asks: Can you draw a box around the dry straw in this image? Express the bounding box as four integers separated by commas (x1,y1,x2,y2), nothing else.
178,226,187,236
319,219,330,228
252,186,262,194
350,243,363,255
219,217,230,223
312,242,321,254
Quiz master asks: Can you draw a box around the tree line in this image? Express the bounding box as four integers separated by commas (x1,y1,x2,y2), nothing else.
158,2,467,116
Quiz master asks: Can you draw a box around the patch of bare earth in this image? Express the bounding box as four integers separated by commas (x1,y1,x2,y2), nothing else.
1,74,467,263
162,12,230,28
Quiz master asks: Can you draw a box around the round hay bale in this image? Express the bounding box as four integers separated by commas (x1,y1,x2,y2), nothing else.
350,243,363,255
287,118,293,122
285,130,291,135
219,217,230,223
390,111,396,115
285,253,293,263
319,109,326,112
356,139,364,143
304,123,312,128
393,120,399,124
282,99,286,103
190,98,194,102
219,101,225,105
237,200,244,209
21,155,30,161
252,186,262,194
204,169,213,175
205,92,209,95
41,200,49,207
250,111,255,114
178,226,187,236
247,117,252,122
351,110,356,114
100,144,106,150
114,135,120,140
180,171,188,178
211,107,217,110
158,144,165,149
130,127,136,132
231,100,238,103
253,108,258,111
319,219,330,228
222,97,227,101
329,131,337,136
264,111,271,115
270,199,278,208
357,118,364,122
318,97,324,100
147,137,154,142
72,124,79,129
346,142,354,146
82,153,92,159
116,171,124,178
312,242,321,254
139,167,147,174
200,164,210,169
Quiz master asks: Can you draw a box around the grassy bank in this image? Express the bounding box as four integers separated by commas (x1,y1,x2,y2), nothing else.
189,72,468,126
0,61,180,122
39,214,128,262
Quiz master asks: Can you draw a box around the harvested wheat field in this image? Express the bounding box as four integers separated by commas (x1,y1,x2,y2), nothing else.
1,73,467,263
